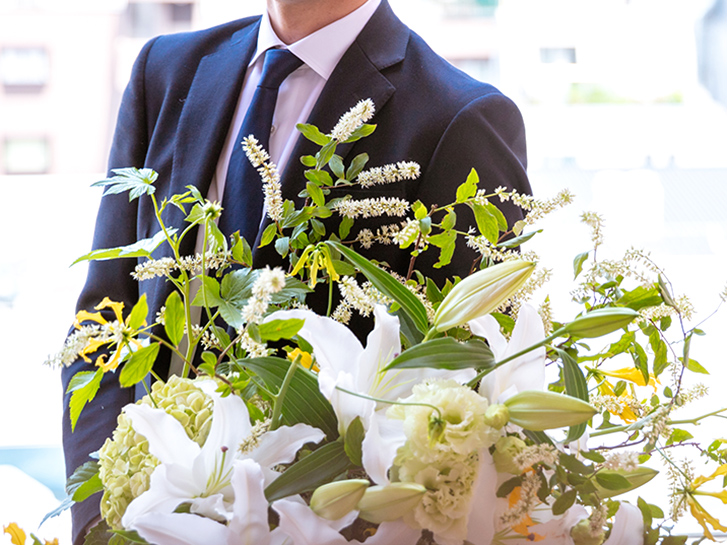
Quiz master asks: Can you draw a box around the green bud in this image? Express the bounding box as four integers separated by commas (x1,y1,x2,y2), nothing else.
563,308,639,338
504,390,597,431
310,479,369,520
492,436,527,474
483,404,510,430
432,260,535,332
594,467,659,498
357,482,427,523
570,519,605,545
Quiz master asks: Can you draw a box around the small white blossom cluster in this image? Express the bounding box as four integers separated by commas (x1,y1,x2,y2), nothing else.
538,297,554,336
44,324,104,367
239,329,271,358
674,383,709,407
523,189,575,224
242,136,284,222
354,222,403,249
198,326,221,351
644,407,671,445
392,218,428,248
328,98,375,142
357,161,420,188
332,276,392,324
497,472,542,531
133,251,230,281
602,451,639,472
389,379,500,544
240,266,287,324
581,211,605,249
512,444,559,472
667,458,694,521
332,196,410,220
589,394,646,420
238,418,272,455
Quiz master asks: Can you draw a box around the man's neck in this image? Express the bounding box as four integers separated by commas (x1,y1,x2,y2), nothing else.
266,0,370,44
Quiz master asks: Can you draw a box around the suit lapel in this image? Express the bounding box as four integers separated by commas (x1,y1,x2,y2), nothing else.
172,21,260,199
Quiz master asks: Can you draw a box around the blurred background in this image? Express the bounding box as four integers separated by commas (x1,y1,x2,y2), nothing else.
1,0,726,542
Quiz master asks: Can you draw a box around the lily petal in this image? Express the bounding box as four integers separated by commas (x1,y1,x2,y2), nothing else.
130,512,240,545
122,465,196,527
359,520,423,544
361,412,406,485
274,499,349,545
465,450,498,545
228,459,273,545
123,404,200,467
249,424,325,469
603,503,644,545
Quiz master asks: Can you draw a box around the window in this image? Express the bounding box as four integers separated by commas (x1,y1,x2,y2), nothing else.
540,47,577,64
0,47,50,92
3,137,51,174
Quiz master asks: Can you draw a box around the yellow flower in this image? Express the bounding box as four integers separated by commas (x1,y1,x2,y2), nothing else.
3,523,26,545
290,244,339,288
288,348,318,372
73,297,144,372
596,367,658,389
597,381,639,422
684,464,727,540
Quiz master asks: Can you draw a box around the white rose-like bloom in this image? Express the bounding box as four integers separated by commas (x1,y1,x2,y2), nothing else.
389,379,499,462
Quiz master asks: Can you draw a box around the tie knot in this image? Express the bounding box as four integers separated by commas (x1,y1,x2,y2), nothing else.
258,48,303,90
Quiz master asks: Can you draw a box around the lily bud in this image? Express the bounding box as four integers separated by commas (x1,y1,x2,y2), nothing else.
504,390,597,431
357,482,427,523
310,479,369,520
433,260,535,332
483,404,510,430
594,467,659,498
563,308,639,339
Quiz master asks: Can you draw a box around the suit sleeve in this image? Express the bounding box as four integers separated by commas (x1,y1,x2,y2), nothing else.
61,37,159,545
414,91,531,285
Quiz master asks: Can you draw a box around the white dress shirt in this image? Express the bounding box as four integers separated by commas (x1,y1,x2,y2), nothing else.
207,0,382,206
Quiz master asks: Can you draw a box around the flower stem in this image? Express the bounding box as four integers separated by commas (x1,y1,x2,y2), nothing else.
270,354,301,431
334,386,443,420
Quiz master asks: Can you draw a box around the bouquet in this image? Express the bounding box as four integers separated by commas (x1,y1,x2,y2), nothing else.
45,99,727,545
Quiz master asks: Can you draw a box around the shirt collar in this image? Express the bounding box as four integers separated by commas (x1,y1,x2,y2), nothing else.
254,0,382,80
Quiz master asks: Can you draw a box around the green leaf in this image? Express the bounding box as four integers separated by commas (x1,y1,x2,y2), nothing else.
231,232,253,267
344,416,365,466
496,476,522,498
573,252,589,279
66,460,101,496
661,537,688,545
338,216,354,240
301,155,317,167
667,428,694,446
618,285,662,311
496,229,542,249
456,168,479,203
471,203,499,245
631,342,649,386
580,450,606,463
595,472,632,490
346,153,369,181
72,472,103,502
296,123,332,146
328,154,345,179
326,241,430,334
259,223,278,248
127,293,148,331
440,210,457,231
304,169,333,188
306,182,326,207
258,319,304,342
552,488,577,515
485,202,508,232
68,369,103,432
433,233,456,269
384,338,494,371
164,291,185,346
264,441,351,501
72,229,177,265
316,141,338,170
119,343,160,387
657,274,677,308
490,312,516,335
342,123,376,144
685,358,709,374
557,348,589,442
92,167,158,201
40,496,74,527
241,357,337,439
275,236,290,258
192,276,223,308
425,278,444,304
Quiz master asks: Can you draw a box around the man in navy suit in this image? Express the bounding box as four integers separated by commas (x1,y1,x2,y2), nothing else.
62,0,531,541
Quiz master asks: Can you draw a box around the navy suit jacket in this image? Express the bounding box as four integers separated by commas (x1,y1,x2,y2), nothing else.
62,1,531,541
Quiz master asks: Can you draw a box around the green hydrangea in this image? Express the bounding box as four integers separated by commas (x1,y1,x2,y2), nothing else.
98,376,215,529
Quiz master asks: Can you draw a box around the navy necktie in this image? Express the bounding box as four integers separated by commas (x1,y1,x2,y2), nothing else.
219,48,303,242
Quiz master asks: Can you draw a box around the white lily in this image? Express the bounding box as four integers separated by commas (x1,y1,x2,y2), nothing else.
469,304,546,404
267,306,474,484
120,383,325,543
603,502,644,545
